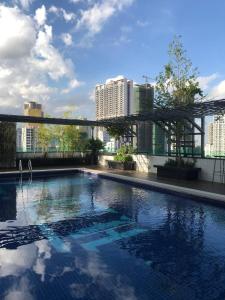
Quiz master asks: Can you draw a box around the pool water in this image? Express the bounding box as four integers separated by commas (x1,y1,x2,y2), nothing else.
1,172,225,300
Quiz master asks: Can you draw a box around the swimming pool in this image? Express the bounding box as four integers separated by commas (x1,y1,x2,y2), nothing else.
0,171,225,300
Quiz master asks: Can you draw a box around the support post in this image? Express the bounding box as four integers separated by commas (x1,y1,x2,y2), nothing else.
136,123,139,153
201,117,205,158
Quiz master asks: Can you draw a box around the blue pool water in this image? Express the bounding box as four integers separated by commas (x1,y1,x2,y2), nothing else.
1,172,225,300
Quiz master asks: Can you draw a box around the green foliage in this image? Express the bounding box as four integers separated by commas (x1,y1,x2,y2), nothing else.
37,110,89,153
155,35,203,108
155,36,204,165
114,145,134,163
106,124,128,140
85,138,104,153
164,158,196,168
38,124,53,152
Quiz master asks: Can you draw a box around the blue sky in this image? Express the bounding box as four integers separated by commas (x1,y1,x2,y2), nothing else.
1,0,225,119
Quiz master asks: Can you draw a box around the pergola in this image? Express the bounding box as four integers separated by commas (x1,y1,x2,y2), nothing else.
0,99,225,157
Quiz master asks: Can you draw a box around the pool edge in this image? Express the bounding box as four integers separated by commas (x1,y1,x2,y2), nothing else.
77,168,225,207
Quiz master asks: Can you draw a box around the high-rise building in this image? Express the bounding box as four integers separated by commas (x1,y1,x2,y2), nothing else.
95,77,133,148
133,84,154,153
22,101,43,152
96,77,133,120
16,127,22,152
206,116,225,156
132,84,154,114
24,101,43,118
22,127,37,152
95,78,166,154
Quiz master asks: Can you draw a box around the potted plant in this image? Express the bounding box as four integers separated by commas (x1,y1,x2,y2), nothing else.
154,36,203,180
107,146,136,170
155,158,201,180
85,138,104,165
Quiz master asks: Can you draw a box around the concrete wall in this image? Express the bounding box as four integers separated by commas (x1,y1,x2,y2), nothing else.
99,154,223,183
98,154,116,168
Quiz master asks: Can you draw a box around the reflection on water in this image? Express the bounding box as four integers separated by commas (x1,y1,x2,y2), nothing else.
0,182,16,221
0,173,225,299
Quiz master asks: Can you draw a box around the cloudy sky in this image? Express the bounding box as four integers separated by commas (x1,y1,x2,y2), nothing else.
1,0,225,119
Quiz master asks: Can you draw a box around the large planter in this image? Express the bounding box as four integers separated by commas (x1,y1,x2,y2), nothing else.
154,165,201,180
107,160,136,171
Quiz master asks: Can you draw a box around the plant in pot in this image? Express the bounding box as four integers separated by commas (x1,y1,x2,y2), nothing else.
107,145,136,170
85,138,104,165
156,158,200,180
154,36,203,180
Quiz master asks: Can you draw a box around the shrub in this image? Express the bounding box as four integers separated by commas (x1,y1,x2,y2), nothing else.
114,146,134,163
164,158,196,168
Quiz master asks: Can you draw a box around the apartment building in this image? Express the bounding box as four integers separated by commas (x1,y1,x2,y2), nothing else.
96,77,133,120
206,115,225,156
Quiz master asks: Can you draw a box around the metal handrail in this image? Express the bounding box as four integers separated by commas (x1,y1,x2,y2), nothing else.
19,160,23,173
28,160,32,173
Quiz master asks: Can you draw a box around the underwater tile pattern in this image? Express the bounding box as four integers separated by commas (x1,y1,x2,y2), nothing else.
1,173,225,299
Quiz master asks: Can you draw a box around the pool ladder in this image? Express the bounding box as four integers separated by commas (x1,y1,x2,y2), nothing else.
19,160,23,174
28,159,32,174
18,159,33,180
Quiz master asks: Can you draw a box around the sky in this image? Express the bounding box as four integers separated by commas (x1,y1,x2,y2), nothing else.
1,0,225,119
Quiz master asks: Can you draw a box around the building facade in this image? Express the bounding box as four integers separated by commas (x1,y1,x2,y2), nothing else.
16,128,23,152
205,116,225,156
95,77,133,149
22,101,44,152
96,77,133,120
95,78,167,154
133,84,154,153
24,101,43,120
22,127,37,152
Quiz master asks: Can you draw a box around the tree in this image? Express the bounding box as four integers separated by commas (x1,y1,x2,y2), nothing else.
106,124,130,145
53,111,88,153
85,138,104,165
155,36,203,164
38,124,53,153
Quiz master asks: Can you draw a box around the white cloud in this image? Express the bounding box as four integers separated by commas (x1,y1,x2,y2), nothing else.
62,79,82,94
198,73,218,90
89,88,95,102
34,5,47,27
106,75,125,84
208,79,225,100
0,4,81,114
0,5,36,59
61,33,73,46
76,0,135,46
33,25,74,80
15,0,34,10
49,6,76,23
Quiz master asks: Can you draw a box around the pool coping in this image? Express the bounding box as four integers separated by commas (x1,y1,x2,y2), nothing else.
0,167,225,206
